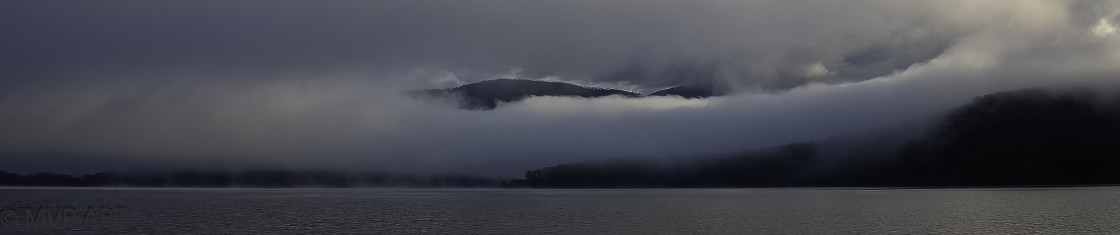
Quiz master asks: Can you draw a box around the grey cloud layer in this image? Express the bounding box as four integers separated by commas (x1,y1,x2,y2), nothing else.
1,1,1119,176
4,0,1059,90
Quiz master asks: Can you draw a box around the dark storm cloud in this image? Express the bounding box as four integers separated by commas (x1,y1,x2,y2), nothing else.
2,1,1120,176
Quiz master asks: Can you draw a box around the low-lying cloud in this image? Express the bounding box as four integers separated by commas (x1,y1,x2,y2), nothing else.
1,1,1119,177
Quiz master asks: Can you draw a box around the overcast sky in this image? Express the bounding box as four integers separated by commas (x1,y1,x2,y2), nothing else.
2,1,1120,176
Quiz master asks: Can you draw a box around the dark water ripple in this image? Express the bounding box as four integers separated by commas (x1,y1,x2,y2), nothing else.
1,187,1119,234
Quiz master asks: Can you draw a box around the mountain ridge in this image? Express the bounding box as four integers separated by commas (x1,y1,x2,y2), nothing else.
504,88,1120,188
413,79,641,110
646,81,723,98
413,78,721,110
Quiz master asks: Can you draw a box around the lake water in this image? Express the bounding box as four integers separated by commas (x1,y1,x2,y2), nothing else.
1,187,1119,234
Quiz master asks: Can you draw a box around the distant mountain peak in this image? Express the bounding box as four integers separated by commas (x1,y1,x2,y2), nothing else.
646,81,725,99
413,79,641,110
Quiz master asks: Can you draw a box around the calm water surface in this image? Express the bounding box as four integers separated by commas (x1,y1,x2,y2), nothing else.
1,187,1119,234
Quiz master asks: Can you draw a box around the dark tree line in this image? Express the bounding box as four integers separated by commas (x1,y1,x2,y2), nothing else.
0,170,501,188
506,88,1120,188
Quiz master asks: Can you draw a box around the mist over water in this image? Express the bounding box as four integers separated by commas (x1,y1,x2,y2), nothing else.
5,1,1120,234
